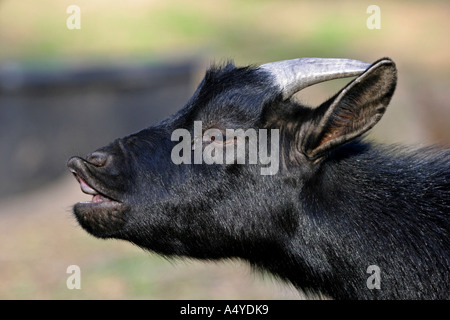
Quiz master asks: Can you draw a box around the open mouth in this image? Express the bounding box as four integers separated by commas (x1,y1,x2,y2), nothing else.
67,156,128,238
69,168,121,207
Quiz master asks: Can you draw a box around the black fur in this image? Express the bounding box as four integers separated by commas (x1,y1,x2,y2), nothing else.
67,58,449,299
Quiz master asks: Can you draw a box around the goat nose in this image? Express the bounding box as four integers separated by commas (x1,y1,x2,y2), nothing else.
86,151,108,167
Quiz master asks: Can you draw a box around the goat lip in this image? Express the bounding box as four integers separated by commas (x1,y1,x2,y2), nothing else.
79,177,98,195
70,170,121,205
76,199,122,207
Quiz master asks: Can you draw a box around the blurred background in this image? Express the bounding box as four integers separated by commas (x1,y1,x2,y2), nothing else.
0,0,448,299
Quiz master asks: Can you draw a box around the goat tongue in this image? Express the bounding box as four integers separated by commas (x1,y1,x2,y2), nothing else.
93,194,105,203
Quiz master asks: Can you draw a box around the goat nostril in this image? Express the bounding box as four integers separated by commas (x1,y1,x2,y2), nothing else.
87,151,108,167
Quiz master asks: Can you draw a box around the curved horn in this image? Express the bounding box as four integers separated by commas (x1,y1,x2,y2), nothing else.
259,58,371,100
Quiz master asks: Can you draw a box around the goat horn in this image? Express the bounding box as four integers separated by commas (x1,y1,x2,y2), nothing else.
259,58,371,100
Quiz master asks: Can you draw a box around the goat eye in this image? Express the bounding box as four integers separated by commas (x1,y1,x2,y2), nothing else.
210,135,223,142
205,134,233,144
194,130,236,149
202,132,224,143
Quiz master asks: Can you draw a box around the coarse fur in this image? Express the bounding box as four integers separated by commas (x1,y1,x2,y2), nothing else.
67,58,449,299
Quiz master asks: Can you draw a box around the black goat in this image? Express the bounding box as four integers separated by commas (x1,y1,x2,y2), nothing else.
67,57,449,299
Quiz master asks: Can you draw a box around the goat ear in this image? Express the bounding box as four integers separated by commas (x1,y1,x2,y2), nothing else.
301,58,397,160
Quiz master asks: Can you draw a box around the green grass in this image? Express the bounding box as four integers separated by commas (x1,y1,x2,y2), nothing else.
0,1,378,63
1,0,448,73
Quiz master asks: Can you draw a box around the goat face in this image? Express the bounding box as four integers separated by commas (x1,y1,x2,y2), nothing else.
67,58,397,260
